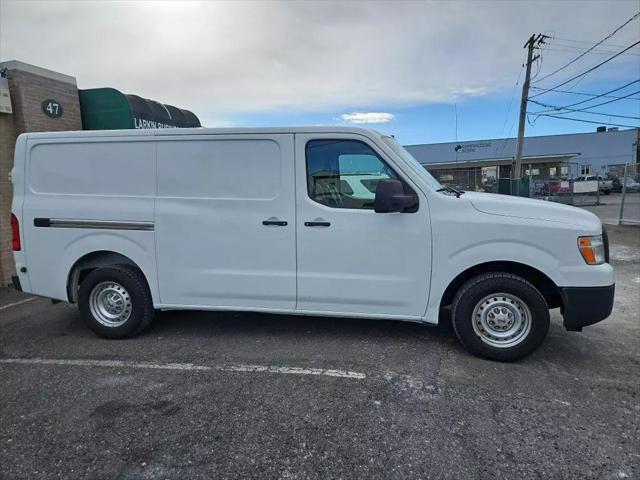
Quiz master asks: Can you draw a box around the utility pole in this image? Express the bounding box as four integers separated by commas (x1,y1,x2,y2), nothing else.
513,33,548,194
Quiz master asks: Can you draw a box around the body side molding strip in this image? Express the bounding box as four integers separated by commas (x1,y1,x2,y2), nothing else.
33,218,154,231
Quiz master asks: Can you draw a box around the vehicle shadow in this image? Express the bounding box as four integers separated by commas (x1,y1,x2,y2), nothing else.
145,308,457,343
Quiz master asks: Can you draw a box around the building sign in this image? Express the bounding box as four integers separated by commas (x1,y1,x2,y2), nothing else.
79,88,201,131
42,99,63,118
454,142,492,154
133,117,177,129
0,74,12,114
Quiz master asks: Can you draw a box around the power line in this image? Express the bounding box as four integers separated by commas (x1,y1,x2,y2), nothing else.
543,46,640,57
532,80,640,111
534,12,640,84
528,99,640,119
548,38,640,50
495,59,525,158
529,84,640,100
552,37,636,49
528,113,639,128
581,89,640,109
536,89,640,115
530,54,543,81
548,41,640,51
530,40,640,98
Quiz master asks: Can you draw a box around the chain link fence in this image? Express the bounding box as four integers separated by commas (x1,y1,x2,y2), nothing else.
618,163,640,225
428,167,499,193
530,178,602,206
428,164,606,206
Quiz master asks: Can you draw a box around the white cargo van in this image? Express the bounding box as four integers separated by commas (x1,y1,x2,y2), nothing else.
10,127,614,360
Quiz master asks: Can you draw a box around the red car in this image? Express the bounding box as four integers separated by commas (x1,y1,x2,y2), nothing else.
541,180,571,195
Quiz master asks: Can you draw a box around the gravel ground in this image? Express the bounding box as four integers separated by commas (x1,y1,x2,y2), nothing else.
0,226,638,480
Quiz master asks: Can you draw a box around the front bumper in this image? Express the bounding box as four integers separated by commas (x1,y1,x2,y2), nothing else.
560,284,615,331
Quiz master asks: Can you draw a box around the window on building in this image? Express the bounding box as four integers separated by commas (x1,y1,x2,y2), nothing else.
580,164,592,176
481,166,497,182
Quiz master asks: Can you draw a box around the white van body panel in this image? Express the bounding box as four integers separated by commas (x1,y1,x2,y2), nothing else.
18,136,159,303
423,193,612,322
11,127,614,328
10,135,31,292
294,132,431,319
155,134,296,309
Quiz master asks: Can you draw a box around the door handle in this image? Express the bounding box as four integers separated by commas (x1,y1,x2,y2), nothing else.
304,221,331,227
262,219,288,226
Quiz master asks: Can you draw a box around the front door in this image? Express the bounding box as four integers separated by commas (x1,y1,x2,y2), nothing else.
155,134,296,309
294,133,431,319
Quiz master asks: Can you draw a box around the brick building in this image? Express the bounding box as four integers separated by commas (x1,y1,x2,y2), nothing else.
0,60,201,287
0,61,82,285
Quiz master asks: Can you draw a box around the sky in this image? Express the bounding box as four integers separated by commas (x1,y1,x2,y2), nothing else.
1,0,638,146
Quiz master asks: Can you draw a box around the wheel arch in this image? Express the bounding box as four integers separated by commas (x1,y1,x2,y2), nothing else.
67,251,147,303
439,261,562,312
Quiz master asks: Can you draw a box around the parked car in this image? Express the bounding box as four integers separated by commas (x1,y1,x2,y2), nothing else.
541,179,571,196
575,175,612,195
612,176,640,193
10,127,614,361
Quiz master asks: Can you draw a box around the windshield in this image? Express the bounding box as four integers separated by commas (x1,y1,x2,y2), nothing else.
381,136,442,190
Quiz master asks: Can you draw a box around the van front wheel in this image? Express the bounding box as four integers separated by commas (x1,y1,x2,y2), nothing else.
78,265,154,338
451,272,550,361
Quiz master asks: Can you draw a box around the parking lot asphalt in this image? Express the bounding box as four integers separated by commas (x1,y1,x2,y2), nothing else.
582,192,640,226
1,226,639,480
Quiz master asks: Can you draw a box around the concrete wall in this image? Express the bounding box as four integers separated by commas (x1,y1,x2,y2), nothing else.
0,61,82,285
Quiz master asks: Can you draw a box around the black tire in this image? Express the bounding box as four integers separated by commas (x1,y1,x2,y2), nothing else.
78,265,154,339
451,272,550,361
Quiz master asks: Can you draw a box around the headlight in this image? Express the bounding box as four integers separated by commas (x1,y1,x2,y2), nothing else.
578,235,605,265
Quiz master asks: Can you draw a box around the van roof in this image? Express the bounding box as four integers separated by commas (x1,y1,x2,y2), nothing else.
20,126,387,140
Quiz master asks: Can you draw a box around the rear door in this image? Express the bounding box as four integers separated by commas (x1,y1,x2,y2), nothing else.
155,134,296,309
294,133,431,318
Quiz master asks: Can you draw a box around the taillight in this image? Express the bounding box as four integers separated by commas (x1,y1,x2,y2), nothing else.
11,213,21,251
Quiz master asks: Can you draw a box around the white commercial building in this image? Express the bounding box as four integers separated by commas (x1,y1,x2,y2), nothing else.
405,128,639,191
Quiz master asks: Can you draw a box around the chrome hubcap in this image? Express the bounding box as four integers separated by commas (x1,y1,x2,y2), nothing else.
89,281,132,327
472,293,531,348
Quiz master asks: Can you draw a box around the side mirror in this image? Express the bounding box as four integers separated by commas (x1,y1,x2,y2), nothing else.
374,179,418,213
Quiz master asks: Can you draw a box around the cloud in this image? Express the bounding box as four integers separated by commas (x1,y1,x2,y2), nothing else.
452,87,489,97
340,112,395,124
1,0,638,121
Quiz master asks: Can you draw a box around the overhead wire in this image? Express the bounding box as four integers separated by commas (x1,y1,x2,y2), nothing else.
552,37,636,49
532,80,640,110
529,85,640,100
530,88,640,115
529,40,640,98
526,113,639,129
533,12,640,84
528,99,639,120
543,46,640,57
495,56,526,159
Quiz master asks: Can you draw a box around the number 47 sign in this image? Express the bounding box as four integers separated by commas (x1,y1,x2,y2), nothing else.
42,99,63,118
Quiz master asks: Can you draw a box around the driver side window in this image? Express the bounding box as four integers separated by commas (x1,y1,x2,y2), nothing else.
306,139,398,209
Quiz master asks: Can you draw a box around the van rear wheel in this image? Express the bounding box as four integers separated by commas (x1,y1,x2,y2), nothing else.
78,265,154,338
451,272,550,361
